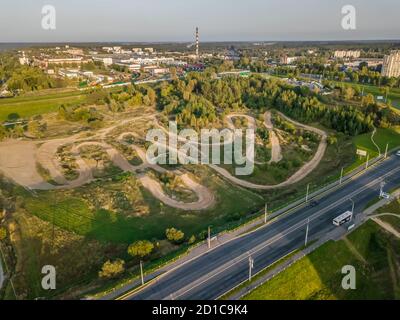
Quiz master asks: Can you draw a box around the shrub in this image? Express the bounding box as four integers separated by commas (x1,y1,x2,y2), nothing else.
128,240,154,258
99,259,125,279
166,228,185,243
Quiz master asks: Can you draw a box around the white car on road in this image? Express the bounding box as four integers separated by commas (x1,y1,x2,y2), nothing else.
396,151,400,157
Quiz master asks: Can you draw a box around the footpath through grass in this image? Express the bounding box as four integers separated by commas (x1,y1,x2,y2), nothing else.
242,220,400,300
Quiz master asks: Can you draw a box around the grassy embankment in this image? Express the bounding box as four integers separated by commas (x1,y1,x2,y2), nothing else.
346,127,400,173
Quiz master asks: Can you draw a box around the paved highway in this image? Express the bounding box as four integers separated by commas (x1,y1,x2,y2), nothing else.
126,154,400,300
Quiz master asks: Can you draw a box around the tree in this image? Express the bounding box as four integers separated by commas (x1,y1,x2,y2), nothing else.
188,235,196,245
28,120,46,138
0,126,7,141
99,259,125,279
170,67,178,80
147,88,156,105
13,124,25,138
128,240,154,258
0,227,6,241
327,135,338,145
166,228,185,243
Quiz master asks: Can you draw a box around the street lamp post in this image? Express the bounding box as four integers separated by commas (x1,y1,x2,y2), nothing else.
305,183,310,203
305,218,310,247
380,181,386,198
264,203,268,224
248,256,254,282
140,260,144,286
365,154,370,169
339,167,344,185
207,226,211,249
349,199,355,221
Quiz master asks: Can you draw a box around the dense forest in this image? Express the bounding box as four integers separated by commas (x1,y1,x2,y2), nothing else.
0,54,61,92
154,72,398,136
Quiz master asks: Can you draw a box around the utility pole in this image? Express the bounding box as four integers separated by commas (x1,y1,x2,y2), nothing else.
365,154,370,169
305,218,310,247
384,143,389,159
305,183,310,203
264,203,268,224
380,181,386,198
248,256,254,282
140,260,144,286
339,167,344,185
207,226,211,249
349,198,355,220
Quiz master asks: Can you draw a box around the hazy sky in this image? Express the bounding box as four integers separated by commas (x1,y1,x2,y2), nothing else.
0,0,399,42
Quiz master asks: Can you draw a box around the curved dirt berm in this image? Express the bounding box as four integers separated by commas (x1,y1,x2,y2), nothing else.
210,111,328,190
139,173,215,211
263,111,282,164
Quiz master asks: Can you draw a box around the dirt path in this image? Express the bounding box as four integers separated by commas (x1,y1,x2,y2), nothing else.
372,216,400,239
0,111,327,208
0,115,215,210
211,111,327,190
0,140,54,190
343,238,367,264
139,173,215,211
371,127,381,156
263,111,282,164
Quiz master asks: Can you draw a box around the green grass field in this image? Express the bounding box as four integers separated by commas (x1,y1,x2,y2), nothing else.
0,90,87,121
23,169,264,244
242,220,400,300
353,128,400,157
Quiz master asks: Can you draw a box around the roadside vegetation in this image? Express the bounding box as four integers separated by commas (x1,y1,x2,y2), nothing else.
242,220,400,300
1,54,400,300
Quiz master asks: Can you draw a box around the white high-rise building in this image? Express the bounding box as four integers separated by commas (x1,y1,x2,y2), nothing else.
382,51,400,78
334,50,361,59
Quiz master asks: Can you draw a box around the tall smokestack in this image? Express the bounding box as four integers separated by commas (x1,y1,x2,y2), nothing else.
196,27,199,58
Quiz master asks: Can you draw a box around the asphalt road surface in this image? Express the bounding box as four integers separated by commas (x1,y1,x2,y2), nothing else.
127,154,400,300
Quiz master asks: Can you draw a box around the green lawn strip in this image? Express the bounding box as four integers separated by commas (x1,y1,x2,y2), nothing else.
219,249,300,300
348,128,400,173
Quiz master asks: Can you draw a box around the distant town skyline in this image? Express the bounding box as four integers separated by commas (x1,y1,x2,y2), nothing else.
1,0,399,42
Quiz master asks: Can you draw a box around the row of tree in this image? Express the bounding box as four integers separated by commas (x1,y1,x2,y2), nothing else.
98,227,190,279
0,54,60,92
